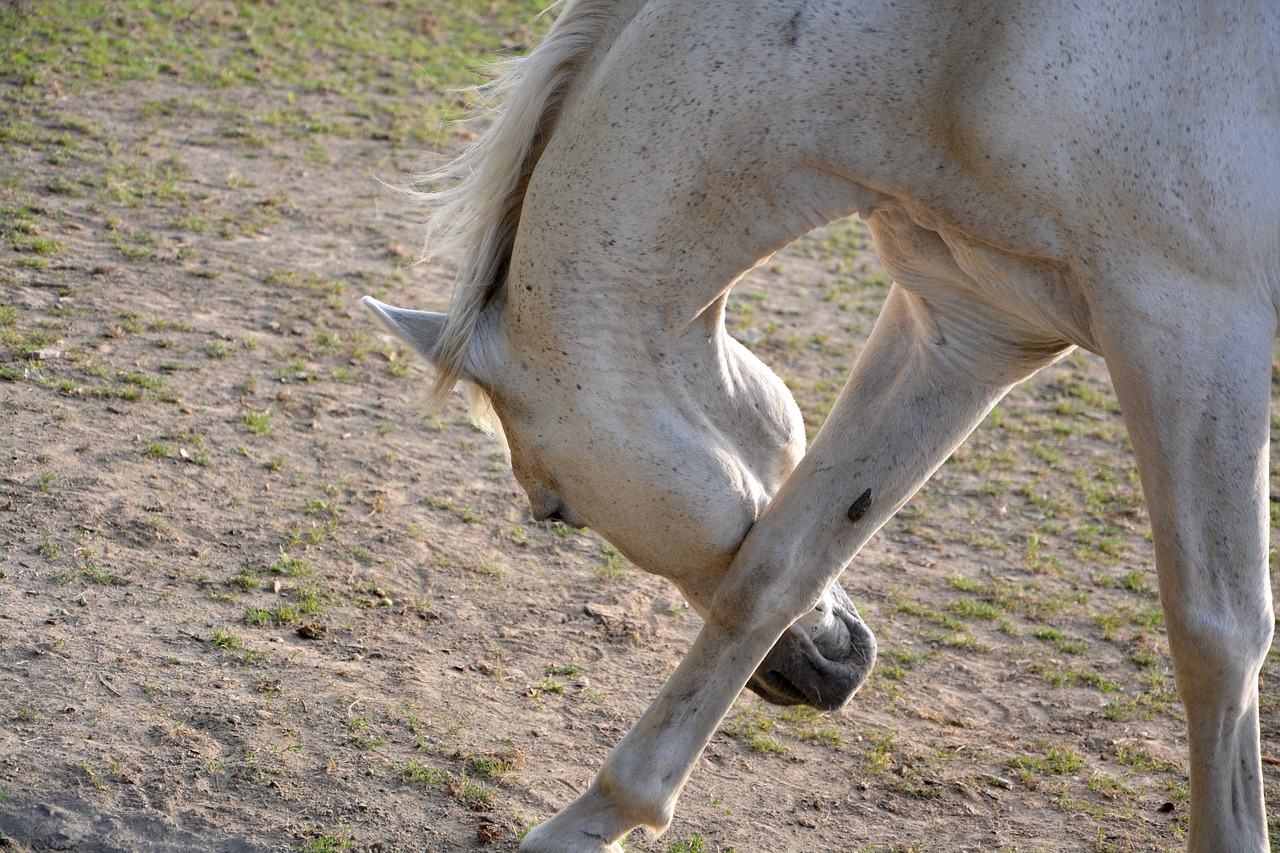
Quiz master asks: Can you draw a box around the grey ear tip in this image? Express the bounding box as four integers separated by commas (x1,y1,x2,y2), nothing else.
358,299,451,369
361,296,394,325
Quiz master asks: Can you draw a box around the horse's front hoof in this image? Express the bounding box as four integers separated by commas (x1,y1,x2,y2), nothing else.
747,581,877,710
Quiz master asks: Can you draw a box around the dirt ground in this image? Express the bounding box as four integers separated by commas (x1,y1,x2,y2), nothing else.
1,9,1278,853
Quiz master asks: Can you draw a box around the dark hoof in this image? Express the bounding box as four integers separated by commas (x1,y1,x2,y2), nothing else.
746,582,876,710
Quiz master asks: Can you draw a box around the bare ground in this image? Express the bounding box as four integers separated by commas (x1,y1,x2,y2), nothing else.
1,50,1278,853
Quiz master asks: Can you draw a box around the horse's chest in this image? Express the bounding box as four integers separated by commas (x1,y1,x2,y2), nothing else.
868,209,1099,352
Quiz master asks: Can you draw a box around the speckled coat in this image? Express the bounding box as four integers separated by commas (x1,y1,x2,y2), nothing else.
365,1,1280,849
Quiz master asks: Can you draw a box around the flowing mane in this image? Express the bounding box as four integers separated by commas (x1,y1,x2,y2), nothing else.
412,0,644,411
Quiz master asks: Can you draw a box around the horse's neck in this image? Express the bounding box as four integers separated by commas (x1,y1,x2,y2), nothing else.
506,4,876,350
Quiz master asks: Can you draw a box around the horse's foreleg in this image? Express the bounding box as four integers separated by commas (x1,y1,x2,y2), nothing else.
1097,286,1274,852
520,285,1069,852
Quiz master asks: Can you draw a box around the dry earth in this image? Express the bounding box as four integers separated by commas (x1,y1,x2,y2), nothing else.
1,6,1279,853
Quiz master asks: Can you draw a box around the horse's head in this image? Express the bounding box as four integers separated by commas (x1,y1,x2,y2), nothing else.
363,294,876,710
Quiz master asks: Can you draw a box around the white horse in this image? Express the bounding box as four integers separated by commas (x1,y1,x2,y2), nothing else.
364,0,1279,849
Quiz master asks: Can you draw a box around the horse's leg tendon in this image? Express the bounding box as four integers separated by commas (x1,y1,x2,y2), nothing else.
1096,279,1274,852
519,284,1071,852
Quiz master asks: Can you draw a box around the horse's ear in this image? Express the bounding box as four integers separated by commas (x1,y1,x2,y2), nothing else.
362,295,503,389
361,296,449,364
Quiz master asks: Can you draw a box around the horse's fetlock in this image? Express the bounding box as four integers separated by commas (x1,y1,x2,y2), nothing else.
594,758,674,834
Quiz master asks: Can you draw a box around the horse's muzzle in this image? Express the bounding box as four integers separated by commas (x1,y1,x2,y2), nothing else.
745,582,876,711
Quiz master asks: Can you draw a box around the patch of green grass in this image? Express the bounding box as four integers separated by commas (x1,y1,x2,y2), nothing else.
544,664,581,678
345,545,373,565
949,597,1003,621
117,370,163,389
205,340,234,359
243,583,327,626
881,647,931,669
386,354,411,378
863,730,896,775
397,760,448,787
0,120,40,147
78,562,122,585
1130,647,1159,667
1112,745,1181,776
397,760,494,809
1122,569,1153,596
140,513,177,540
1004,743,1085,784
460,745,525,782
724,707,788,754
875,661,907,681
304,499,341,520
469,556,507,582
10,233,63,255
946,575,985,595
1026,657,1120,692
228,568,259,592
887,593,964,632
76,760,109,793
778,708,843,745
344,713,387,749
107,227,156,261
594,543,627,580
535,677,565,695
285,520,337,548
139,439,171,458
1086,772,1136,801
295,824,354,853
240,408,272,434
243,607,272,627
211,626,243,649
0,0,552,146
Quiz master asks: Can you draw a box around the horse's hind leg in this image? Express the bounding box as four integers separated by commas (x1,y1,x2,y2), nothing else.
1096,283,1274,852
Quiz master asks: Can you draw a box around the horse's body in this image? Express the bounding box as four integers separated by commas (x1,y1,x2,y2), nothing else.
364,0,1280,848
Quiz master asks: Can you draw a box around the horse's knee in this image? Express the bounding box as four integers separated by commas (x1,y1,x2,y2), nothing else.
707,538,818,636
